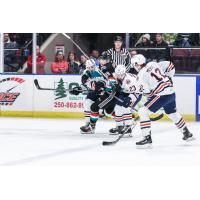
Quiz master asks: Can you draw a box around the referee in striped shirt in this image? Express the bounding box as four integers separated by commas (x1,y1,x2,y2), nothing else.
106,35,132,72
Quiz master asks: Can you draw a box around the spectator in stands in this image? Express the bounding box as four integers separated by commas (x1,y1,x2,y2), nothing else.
90,49,100,66
4,33,19,72
152,33,169,62
190,33,200,46
130,49,138,58
163,33,177,45
51,51,69,74
25,45,46,74
135,33,153,62
9,33,33,47
79,54,87,74
173,33,192,48
67,51,80,74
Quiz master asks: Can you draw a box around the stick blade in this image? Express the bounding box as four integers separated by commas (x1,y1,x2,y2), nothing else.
102,141,115,146
34,79,40,89
150,113,164,121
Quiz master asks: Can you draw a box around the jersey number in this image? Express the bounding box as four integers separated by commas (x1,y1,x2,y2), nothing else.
150,68,165,82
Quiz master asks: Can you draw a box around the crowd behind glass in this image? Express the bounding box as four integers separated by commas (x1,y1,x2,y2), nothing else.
3,33,200,74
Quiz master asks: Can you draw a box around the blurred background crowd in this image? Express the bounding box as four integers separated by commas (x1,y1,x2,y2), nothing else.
2,33,200,74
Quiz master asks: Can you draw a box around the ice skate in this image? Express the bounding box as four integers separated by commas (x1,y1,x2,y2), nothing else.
80,122,90,132
80,123,95,134
109,126,119,135
182,127,195,141
136,134,152,148
117,126,132,137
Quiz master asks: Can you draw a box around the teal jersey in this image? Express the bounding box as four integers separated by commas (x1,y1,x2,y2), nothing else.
105,77,118,93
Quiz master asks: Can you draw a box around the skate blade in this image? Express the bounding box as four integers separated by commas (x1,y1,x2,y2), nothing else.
80,130,94,134
185,137,196,142
136,143,153,149
109,133,132,137
109,132,119,135
123,134,133,138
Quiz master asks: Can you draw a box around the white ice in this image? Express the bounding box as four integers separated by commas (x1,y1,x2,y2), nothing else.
0,117,199,166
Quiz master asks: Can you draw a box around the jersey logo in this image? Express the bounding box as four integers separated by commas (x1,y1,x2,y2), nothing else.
147,66,153,72
125,79,131,85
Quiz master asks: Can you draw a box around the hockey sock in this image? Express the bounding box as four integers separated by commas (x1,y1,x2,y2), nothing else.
90,112,99,124
138,107,151,137
84,99,94,124
122,107,133,126
167,112,187,132
114,105,125,126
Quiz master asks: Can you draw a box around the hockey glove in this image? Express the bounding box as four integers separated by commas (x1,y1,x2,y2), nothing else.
117,96,132,108
69,86,82,95
81,74,90,84
112,83,121,93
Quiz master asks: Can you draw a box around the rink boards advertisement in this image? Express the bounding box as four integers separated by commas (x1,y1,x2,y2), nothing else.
33,75,85,117
0,74,199,120
0,75,85,118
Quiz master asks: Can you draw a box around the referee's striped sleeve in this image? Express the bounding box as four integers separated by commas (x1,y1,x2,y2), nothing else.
124,50,131,70
106,49,112,55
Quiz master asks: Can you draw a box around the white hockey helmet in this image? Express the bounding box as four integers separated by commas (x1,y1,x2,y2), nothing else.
131,54,146,72
86,59,96,71
115,64,126,79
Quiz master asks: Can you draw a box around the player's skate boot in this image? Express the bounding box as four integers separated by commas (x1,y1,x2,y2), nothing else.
80,123,95,134
109,126,119,135
80,122,90,133
136,133,152,148
117,126,132,137
182,127,194,141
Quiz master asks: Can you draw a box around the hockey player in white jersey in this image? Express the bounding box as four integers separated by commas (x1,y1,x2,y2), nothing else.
157,61,175,79
131,54,193,147
110,64,142,135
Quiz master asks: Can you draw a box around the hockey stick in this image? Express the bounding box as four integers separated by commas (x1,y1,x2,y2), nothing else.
34,79,122,103
105,91,164,121
102,122,137,146
150,113,164,121
62,33,112,83
34,79,88,92
102,113,164,146
61,33,89,59
34,79,55,91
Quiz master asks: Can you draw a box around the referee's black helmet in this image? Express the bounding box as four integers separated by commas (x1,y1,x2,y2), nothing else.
114,35,123,42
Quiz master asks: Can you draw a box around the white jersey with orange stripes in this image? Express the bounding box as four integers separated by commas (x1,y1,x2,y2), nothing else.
146,61,175,79
137,62,174,97
120,73,138,94
118,73,141,103
157,61,175,78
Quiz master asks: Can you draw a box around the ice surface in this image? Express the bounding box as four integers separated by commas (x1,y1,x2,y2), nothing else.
0,117,199,166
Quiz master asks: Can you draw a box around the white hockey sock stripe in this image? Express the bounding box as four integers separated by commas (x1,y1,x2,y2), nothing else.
115,115,124,122
123,113,132,121
175,118,186,129
140,120,151,129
